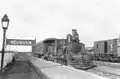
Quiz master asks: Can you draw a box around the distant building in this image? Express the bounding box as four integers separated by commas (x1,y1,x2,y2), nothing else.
85,47,94,55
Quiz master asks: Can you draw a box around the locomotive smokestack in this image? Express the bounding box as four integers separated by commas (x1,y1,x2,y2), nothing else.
72,29,79,42
72,29,77,40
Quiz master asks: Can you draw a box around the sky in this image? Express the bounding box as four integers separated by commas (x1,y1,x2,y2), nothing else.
0,0,120,49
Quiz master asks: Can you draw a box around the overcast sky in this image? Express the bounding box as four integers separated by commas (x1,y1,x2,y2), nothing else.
0,0,120,49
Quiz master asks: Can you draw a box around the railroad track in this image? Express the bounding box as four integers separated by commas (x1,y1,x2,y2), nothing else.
87,68,120,78
93,61,120,68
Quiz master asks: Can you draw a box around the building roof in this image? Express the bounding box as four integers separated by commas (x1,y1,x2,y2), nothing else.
94,38,118,43
43,38,57,43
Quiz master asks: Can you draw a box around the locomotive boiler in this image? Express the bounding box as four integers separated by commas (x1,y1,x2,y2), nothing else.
66,38,94,70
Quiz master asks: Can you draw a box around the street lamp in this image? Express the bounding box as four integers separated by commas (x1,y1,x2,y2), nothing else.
1,14,9,72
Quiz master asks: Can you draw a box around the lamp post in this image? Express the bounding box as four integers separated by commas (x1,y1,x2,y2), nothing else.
1,14,9,72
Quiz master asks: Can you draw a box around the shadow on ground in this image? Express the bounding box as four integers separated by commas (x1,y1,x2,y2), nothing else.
0,60,49,79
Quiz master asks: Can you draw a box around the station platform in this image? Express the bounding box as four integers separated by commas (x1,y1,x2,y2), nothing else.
0,53,48,79
0,53,106,79
29,57,106,79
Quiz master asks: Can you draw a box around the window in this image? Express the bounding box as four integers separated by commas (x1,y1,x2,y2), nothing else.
48,46,54,52
110,44,113,49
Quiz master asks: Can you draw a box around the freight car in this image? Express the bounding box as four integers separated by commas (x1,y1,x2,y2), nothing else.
93,38,120,62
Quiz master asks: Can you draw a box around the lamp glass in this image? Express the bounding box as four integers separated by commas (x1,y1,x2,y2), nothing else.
1,14,9,29
2,21,9,29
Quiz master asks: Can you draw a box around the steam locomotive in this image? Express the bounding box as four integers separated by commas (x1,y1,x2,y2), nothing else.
35,29,94,70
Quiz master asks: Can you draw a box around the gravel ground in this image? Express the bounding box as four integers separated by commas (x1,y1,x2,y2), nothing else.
93,61,120,68
87,66,120,79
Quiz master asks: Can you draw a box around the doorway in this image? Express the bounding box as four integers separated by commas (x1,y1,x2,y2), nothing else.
104,41,108,53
